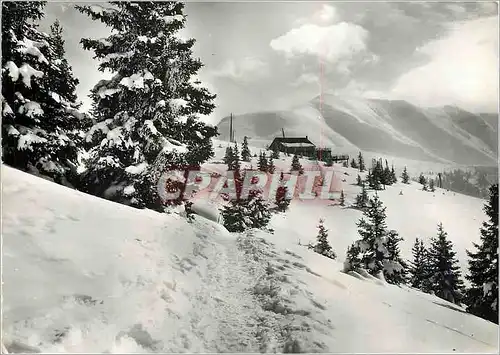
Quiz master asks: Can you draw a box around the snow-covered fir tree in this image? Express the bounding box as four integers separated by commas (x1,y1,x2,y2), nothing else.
342,160,348,168
409,237,432,292
2,2,86,185
350,158,358,169
339,189,345,206
358,151,365,172
222,187,271,232
390,164,397,184
427,223,465,304
309,219,336,260
356,174,363,186
258,151,268,172
351,194,406,283
418,173,427,186
465,184,498,323
76,2,217,210
429,179,435,192
224,146,232,165
291,154,303,174
231,143,241,171
343,242,362,273
355,184,369,209
275,172,291,212
401,166,410,184
267,154,275,174
241,136,251,162
383,230,407,285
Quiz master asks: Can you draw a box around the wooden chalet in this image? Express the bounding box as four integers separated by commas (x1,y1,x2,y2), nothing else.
269,136,316,157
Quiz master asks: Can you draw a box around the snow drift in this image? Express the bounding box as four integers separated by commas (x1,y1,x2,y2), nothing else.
1,164,498,353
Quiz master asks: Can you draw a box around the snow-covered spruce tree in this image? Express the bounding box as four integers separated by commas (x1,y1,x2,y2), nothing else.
384,230,407,285
350,158,358,169
2,2,86,184
356,174,363,186
355,184,369,209
224,146,232,165
382,160,392,186
342,160,348,168
77,2,217,210
401,166,410,184
267,155,275,174
241,136,251,162
258,151,268,172
352,194,405,283
358,151,365,172
418,173,427,186
390,164,397,184
275,172,291,212
429,179,435,192
343,242,362,273
245,188,271,229
409,237,432,292
309,219,336,260
428,223,465,304
229,143,241,172
222,186,271,232
465,184,498,323
339,190,345,206
291,154,303,174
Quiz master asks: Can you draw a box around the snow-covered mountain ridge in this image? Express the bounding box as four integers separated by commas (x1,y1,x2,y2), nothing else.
216,95,498,167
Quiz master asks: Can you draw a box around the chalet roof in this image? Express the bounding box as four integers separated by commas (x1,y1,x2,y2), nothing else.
281,142,315,148
270,137,315,145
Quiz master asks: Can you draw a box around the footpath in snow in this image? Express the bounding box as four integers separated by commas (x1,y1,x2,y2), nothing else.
2,165,499,353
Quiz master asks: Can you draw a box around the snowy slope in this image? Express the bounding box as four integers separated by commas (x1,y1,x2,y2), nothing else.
2,164,498,353
216,94,498,167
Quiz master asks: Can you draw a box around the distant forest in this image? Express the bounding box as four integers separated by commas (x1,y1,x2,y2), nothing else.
428,166,498,199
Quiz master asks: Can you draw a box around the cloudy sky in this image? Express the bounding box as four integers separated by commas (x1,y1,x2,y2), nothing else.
41,1,498,124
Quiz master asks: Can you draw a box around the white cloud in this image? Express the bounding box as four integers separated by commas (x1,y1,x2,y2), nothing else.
294,4,338,26
390,16,499,112
210,56,269,83
270,22,369,65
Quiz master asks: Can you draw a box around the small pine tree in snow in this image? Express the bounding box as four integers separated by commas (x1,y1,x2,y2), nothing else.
309,219,336,260
342,160,348,168
241,136,251,162
409,238,433,292
275,173,291,212
383,230,407,285
245,189,271,229
291,154,303,175
465,184,498,323
224,146,232,165
231,143,241,171
358,151,365,172
390,164,397,184
2,3,85,184
352,194,405,283
422,181,428,191
77,2,217,210
428,223,465,304
221,200,248,232
418,173,427,186
258,151,268,172
267,154,275,174
344,242,362,273
401,166,410,184
429,179,435,192
355,184,369,209
339,190,345,206
356,174,363,186
351,158,358,169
